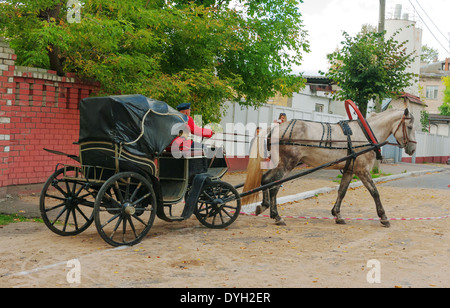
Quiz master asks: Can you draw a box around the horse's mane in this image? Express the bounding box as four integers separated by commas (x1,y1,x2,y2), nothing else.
367,108,401,118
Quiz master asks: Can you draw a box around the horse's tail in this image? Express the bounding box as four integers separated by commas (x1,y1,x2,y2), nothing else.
241,132,265,205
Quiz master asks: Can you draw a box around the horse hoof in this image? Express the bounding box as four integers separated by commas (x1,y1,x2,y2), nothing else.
255,206,262,216
381,220,390,228
275,218,286,226
335,218,346,225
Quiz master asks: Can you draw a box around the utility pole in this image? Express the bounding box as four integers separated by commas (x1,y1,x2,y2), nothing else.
374,0,386,170
376,0,386,113
378,0,386,34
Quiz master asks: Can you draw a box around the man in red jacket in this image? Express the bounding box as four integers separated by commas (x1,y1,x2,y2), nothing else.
168,103,215,155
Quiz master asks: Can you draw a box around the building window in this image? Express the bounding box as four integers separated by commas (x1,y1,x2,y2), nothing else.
426,86,439,99
315,104,324,112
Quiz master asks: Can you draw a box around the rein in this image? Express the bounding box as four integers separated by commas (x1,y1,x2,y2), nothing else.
208,103,416,152
277,118,375,151
277,137,373,150
276,101,417,159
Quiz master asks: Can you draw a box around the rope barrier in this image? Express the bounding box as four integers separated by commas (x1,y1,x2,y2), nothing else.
239,211,450,221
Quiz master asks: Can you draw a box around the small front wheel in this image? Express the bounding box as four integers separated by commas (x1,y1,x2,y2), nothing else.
94,172,156,246
194,181,241,229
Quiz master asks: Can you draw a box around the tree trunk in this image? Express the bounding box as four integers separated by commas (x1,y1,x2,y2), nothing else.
47,44,65,76
40,3,65,76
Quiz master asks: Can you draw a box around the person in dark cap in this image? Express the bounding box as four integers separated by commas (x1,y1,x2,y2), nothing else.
168,102,215,154
176,102,191,112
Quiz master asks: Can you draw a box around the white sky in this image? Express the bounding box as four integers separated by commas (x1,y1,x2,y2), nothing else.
296,0,450,75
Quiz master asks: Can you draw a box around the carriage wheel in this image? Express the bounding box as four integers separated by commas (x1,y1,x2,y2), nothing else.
94,172,156,246
40,166,96,236
194,181,241,229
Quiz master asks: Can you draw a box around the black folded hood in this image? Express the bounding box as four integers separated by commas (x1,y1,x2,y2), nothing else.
79,94,188,157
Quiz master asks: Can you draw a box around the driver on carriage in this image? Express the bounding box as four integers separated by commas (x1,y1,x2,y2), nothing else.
167,102,215,156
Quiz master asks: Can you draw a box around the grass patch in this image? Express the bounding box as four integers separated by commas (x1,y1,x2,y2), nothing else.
334,170,392,183
0,213,41,226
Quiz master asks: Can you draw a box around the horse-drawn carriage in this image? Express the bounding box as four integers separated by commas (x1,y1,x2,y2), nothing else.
40,95,241,246
40,95,415,246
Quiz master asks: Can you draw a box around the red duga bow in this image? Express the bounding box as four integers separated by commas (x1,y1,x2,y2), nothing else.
344,100,381,155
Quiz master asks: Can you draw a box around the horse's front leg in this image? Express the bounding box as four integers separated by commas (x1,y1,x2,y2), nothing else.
331,169,354,224
356,170,390,227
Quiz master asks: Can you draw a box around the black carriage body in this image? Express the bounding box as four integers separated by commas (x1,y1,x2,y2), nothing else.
78,94,188,197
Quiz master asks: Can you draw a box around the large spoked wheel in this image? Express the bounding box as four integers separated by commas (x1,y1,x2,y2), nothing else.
194,181,241,229
94,172,156,246
40,166,96,236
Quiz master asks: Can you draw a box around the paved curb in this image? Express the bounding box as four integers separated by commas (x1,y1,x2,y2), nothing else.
241,168,446,214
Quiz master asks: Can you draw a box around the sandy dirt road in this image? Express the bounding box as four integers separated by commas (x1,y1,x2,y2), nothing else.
0,167,449,288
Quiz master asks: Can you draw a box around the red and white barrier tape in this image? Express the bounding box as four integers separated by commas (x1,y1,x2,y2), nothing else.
239,212,450,221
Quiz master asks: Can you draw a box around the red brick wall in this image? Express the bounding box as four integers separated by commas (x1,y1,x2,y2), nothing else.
0,38,99,196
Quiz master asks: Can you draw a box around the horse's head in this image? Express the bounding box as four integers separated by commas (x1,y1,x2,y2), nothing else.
392,109,416,156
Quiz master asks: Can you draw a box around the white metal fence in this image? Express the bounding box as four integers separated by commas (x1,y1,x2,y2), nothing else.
407,132,450,160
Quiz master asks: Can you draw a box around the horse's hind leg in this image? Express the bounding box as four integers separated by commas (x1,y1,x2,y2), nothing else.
255,189,270,215
255,170,275,216
256,169,285,225
331,169,354,224
357,170,390,227
269,185,285,225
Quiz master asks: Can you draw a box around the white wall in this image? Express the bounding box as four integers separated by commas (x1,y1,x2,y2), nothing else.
385,18,422,97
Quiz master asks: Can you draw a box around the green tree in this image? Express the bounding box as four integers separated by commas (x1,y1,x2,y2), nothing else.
0,0,309,123
322,30,416,116
421,44,439,64
420,109,429,132
440,76,450,116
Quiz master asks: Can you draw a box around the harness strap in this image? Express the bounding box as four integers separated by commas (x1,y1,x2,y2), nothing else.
345,100,383,160
338,120,356,173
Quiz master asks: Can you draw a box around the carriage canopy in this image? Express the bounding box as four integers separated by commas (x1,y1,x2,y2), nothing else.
79,94,188,157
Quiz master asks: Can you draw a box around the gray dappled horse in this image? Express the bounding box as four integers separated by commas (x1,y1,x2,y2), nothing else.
243,108,417,227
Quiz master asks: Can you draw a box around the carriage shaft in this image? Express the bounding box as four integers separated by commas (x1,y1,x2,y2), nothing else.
238,141,387,198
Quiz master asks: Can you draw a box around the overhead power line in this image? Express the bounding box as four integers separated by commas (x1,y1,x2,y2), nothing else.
408,0,450,56
413,0,448,42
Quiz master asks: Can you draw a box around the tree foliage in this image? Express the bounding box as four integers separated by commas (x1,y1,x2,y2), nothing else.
0,0,309,123
322,30,416,116
421,44,439,64
440,76,450,116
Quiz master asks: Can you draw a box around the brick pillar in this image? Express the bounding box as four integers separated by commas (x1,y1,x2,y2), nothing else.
0,38,16,197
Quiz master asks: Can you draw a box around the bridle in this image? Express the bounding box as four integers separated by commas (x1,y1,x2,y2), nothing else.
392,115,417,148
